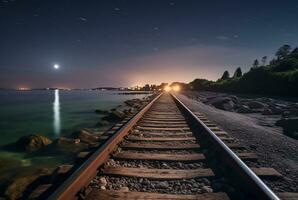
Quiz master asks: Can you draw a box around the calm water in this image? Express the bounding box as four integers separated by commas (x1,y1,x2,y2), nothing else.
0,90,149,145
0,90,149,186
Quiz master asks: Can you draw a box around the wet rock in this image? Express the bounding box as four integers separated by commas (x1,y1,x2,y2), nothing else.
28,184,52,200
4,168,50,200
73,130,98,144
276,118,298,139
54,137,80,145
95,120,110,127
102,110,126,121
51,165,73,183
76,151,90,159
16,134,52,152
94,109,109,114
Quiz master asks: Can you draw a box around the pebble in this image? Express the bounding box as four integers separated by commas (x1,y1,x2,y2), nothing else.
157,181,169,189
98,177,107,187
201,186,213,193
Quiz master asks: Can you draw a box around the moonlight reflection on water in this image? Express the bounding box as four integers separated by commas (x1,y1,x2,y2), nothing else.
53,89,61,136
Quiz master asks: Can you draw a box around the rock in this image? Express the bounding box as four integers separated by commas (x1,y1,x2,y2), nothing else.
209,97,235,111
229,95,240,104
51,165,73,183
28,184,52,200
76,151,90,159
102,110,126,121
100,186,106,190
73,130,98,144
201,186,213,193
95,120,109,127
275,118,298,139
94,109,109,114
246,101,265,109
53,137,80,145
4,168,50,200
236,105,253,113
98,177,107,187
119,187,129,192
262,108,273,115
157,181,169,189
16,134,52,151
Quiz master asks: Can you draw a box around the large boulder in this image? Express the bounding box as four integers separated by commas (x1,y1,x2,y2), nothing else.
246,101,265,109
276,117,298,139
208,97,236,111
4,168,50,200
16,135,52,151
102,110,125,121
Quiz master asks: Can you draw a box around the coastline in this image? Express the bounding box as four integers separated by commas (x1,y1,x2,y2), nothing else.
0,92,155,199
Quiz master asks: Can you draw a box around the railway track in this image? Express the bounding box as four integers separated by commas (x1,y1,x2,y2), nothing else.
47,93,297,200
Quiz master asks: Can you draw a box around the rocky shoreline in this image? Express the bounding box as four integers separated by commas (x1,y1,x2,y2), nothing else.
184,91,298,139
0,94,156,200
178,92,298,193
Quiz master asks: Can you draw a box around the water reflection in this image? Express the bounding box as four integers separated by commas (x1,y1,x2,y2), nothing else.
53,89,61,136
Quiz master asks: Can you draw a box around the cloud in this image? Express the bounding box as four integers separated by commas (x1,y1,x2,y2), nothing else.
216,35,230,41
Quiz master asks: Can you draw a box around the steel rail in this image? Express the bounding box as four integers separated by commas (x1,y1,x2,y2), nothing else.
47,93,163,200
171,92,280,200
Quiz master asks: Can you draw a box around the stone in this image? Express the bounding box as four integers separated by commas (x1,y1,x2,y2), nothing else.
157,181,169,189
51,165,73,183
98,177,107,187
73,130,98,144
208,97,236,111
4,168,50,200
94,109,109,114
276,117,298,139
246,101,265,109
28,184,52,200
103,110,126,121
95,120,109,127
76,151,90,159
201,186,213,193
16,134,52,152
100,186,106,190
54,137,80,145
237,105,253,113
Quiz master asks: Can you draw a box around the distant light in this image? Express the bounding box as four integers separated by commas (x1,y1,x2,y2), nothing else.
54,64,59,69
172,85,180,92
164,85,171,92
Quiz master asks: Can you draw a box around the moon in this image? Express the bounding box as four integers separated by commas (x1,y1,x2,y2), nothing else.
54,64,59,69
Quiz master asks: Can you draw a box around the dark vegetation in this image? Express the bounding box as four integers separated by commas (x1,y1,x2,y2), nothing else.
189,45,298,97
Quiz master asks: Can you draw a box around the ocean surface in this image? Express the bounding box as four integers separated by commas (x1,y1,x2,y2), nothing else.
0,90,150,187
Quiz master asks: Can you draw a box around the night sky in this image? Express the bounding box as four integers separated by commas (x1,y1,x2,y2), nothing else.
0,0,297,88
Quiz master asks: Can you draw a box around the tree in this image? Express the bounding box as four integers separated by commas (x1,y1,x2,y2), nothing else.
253,59,259,68
233,67,242,78
291,47,298,56
261,56,267,66
220,70,230,80
275,44,291,60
